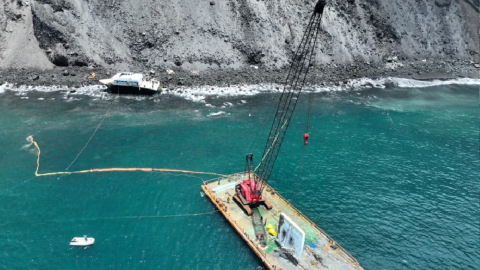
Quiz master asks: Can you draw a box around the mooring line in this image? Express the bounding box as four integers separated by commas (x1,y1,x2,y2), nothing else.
0,176,36,193
28,135,227,178
66,96,117,171
78,210,219,221
4,210,221,226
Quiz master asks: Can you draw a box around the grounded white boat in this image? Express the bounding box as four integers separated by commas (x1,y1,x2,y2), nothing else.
99,72,161,95
69,236,95,246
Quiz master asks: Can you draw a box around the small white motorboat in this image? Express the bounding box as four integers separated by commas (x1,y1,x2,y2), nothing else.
69,235,95,246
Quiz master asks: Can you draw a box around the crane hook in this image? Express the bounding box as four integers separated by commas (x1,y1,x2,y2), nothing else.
303,133,310,146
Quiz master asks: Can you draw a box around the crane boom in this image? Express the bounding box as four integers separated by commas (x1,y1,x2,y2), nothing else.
235,1,327,213
256,1,326,191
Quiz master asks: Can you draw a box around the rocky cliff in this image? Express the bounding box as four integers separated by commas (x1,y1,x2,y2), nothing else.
0,0,478,72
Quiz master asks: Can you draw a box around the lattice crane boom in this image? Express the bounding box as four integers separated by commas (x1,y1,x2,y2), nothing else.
257,1,326,188
235,1,327,212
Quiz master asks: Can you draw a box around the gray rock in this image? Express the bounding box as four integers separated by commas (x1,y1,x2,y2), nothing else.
63,70,69,76
73,59,88,67
32,74,39,80
434,0,451,8
51,54,69,67
474,64,480,69
385,56,398,63
2,0,478,78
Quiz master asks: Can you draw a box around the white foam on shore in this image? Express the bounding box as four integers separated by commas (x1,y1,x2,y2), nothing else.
347,77,480,89
170,77,480,101
208,111,226,117
170,83,284,101
0,77,478,102
0,82,12,94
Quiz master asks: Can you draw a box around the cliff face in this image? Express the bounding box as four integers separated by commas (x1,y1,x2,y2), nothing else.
1,0,478,71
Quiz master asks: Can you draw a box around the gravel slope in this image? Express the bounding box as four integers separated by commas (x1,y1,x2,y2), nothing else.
0,0,478,85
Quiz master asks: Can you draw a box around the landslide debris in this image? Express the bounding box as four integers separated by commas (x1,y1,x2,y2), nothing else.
0,0,478,73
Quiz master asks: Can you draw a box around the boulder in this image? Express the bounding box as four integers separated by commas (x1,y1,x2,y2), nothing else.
73,59,88,67
52,54,69,66
48,43,69,67
434,0,451,8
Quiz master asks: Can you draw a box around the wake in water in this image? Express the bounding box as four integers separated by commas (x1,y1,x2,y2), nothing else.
20,136,37,156
20,140,32,150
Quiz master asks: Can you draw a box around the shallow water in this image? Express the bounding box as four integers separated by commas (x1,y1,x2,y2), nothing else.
0,82,478,270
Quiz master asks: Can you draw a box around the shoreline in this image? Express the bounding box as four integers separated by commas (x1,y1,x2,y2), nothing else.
0,59,478,91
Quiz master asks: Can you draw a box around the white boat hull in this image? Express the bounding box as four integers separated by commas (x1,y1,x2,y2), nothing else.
99,72,161,95
70,237,95,246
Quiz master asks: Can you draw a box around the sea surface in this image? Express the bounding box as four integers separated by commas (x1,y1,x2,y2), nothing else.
0,80,478,270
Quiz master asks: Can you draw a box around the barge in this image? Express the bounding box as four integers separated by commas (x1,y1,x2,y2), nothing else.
201,173,363,270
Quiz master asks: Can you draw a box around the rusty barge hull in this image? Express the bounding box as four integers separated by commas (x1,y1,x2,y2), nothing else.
201,173,363,270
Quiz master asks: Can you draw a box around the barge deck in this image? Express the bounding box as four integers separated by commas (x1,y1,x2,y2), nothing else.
201,173,363,270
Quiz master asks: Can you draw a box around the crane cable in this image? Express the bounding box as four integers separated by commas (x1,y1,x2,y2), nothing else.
305,92,313,134
255,8,323,191
254,11,321,174
247,94,279,154
293,92,314,203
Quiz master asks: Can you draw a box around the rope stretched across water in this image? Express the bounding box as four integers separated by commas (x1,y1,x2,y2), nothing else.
20,210,221,225
65,94,117,171
28,135,227,178
77,210,219,221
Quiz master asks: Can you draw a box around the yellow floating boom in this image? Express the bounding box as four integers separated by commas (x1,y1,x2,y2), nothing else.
28,135,227,178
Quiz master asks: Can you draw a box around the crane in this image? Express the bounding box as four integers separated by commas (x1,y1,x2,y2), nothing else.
234,0,327,215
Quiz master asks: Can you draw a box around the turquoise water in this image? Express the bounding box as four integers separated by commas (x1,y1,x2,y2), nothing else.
0,84,478,270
